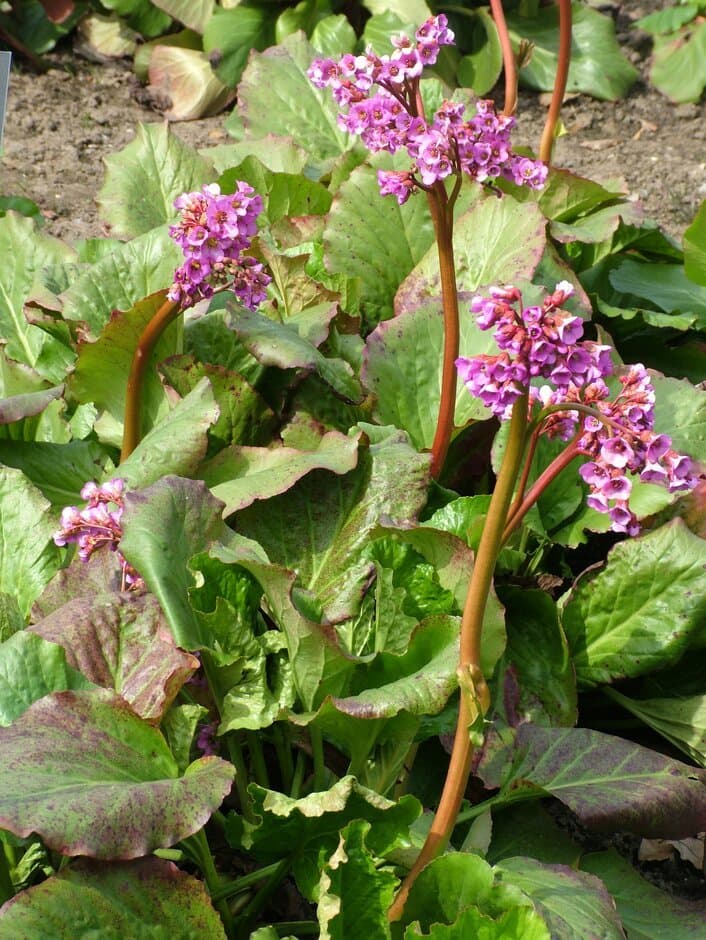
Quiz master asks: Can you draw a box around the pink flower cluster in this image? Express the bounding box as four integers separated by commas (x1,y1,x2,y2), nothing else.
457,284,698,533
308,16,547,204
54,479,143,590
168,182,271,309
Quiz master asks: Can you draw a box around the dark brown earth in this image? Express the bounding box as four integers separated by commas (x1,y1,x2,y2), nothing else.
1,0,704,244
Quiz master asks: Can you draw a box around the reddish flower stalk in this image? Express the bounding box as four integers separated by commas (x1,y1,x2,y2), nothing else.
539,0,573,163
489,0,518,116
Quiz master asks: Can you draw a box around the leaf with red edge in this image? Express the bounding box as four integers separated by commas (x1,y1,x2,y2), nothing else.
0,857,226,938
29,593,199,724
0,689,234,858
479,724,706,838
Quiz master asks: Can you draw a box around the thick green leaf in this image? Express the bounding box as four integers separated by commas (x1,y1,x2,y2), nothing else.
404,905,550,939
651,376,706,463
61,227,182,336
362,299,495,450
162,702,209,774
605,687,706,767
159,354,276,450
457,9,503,96
200,429,360,516
237,32,354,163
29,593,198,723
98,123,213,238
211,534,354,709
120,476,226,649
0,631,93,726
152,0,213,33
400,853,548,937
479,724,706,838
117,377,220,486
205,136,310,177
0,856,226,938
650,21,706,104
331,615,459,720
220,155,331,224
203,6,276,88
311,14,357,57
0,689,234,857
395,196,546,314
684,199,706,287
500,588,577,728
486,803,581,868
496,857,625,940
637,5,698,35
226,776,421,878
235,427,430,622
0,213,76,380
0,440,110,508
562,520,706,688
582,848,706,940
324,156,435,325
0,467,61,618
70,292,178,435
230,304,363,402
507,4,638,100
608,259,706,326
317,819,397,940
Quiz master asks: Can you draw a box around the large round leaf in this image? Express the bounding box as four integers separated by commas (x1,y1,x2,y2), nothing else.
0,857,226,938
0,689,234,858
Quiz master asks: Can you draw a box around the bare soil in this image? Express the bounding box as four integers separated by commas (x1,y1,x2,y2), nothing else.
1,1,704,245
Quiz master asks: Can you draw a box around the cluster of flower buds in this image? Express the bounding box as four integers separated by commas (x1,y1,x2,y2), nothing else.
53,479,143,590
308,16,547,203
457,283,699,534
168,182,271,309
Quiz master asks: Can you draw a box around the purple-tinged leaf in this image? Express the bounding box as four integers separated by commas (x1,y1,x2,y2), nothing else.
160,354,277,449
0,689,234,858
32,550,124,620
0,856,226,938
200,429,360,516
0,385,63,425
479,724,706,838
29,593,198,723
496,858,626,940
582,848,706,939
120,477,225,649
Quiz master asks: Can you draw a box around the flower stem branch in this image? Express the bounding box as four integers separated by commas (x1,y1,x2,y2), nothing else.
488,0,518,115
503,439,580,542
120,297,180,462
389,394,529,922
539,0,572,163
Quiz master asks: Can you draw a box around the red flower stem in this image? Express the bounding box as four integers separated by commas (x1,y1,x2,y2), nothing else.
428,183,461,480
539,0,573,163
120,298,181,462
488,0,518,116
389,394,529,922
502,439,580,543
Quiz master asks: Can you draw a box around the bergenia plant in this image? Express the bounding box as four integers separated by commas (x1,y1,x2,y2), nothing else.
309,14,546,478
3,7,706,939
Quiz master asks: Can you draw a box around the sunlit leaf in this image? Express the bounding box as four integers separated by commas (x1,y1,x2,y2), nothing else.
0,689,234,857
148,46,234,121
0,857,227,938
